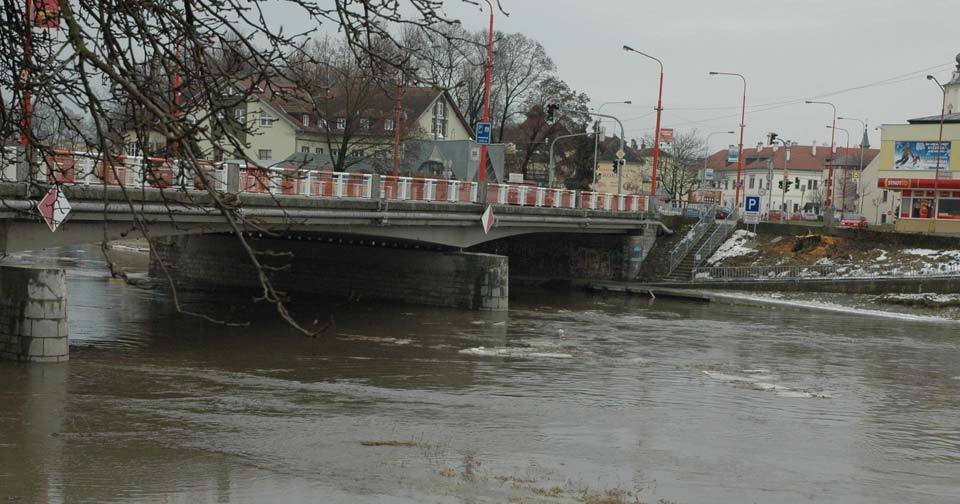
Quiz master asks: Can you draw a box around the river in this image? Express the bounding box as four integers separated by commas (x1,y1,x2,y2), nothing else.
1,245,958,503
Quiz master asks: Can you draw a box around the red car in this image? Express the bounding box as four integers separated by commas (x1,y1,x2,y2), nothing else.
839,215,868,228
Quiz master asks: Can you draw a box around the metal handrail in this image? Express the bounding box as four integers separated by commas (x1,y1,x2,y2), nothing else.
666,205,717,274
690,208,739,271
692,262,960,281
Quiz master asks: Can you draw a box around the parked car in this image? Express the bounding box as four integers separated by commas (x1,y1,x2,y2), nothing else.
839,214,868,228
715,206,732,220
801,211,820,222
767,209,784,221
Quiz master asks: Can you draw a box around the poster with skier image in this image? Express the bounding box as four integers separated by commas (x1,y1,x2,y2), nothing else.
893,141,951,170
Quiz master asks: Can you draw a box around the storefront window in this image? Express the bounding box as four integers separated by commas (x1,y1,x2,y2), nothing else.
911,198,934,219
938,198,960,220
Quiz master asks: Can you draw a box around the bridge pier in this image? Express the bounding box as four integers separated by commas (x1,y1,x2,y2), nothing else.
0,266,69,363
151,234,508,311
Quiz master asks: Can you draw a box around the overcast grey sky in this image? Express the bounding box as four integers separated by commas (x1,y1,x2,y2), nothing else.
302,0,959,152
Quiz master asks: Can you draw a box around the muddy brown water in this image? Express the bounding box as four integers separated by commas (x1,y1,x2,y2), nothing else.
1,245,959,503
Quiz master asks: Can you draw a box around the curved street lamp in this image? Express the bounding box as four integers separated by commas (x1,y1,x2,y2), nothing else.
592,100,632,187
623,45,664,199
709,72,747,208
805,100,838,221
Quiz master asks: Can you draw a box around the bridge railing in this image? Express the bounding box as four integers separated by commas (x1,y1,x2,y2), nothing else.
8,149,653,215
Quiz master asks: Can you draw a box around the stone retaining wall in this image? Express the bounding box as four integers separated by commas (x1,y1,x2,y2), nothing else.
0,266,68,363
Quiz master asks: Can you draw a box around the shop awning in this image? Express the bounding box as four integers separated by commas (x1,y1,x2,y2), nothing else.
877,178,960,189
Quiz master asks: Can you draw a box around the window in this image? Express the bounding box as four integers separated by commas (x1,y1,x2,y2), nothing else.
234,109,244,122
315,147,324,154
302,114,310,127
318,118,327,129
359,118,371,130
259,111,274,127
432,99,447,138
352,148,365,157
126,142,139,155
748,175,755,189
882,190,888,203
758,178,763,190
807,179,813,190
301,146,309,153
258,149,272,160
336,117,346,130
813,180,819,189
384,118,395,131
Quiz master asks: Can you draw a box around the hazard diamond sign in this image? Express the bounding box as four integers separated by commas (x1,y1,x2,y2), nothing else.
37,186,71,232
480,205,495,234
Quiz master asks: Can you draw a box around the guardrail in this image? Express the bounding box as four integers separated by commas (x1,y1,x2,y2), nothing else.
666,205,717,275
692,262,960,281
689,208,739,272
0,149,652,214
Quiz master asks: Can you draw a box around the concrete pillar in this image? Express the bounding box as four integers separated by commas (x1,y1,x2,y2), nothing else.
0,266,68,363
151,235,509,311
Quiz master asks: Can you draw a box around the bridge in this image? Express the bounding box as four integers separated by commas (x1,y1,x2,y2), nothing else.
0,151,670,364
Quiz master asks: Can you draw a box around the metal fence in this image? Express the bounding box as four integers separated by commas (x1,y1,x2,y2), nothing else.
689,208,739,271
692,262,960,282
666,205,717,275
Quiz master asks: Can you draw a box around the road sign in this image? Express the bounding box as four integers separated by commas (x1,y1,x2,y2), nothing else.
475,122,492,145
659,128,674,143
37,186,71,232
744,212,760,224
615,149,626,160
481,205,495,234
759,188,767,196
745,195,761,213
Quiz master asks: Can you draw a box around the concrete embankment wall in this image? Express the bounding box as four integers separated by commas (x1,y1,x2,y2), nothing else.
151,234,508,311
655,276,960,295
0,266,68,363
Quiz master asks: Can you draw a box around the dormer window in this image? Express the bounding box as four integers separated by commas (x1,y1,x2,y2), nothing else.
302,114,310,127
384,118,395,131
359,118,371,130
336,117,346,130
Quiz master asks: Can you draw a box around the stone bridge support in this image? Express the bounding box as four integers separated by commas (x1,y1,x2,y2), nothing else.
151,234,508,311
0,266,68,363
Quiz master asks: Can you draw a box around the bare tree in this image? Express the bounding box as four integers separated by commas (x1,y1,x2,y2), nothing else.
491,32,553,142
0,0,505,333
652,130,706,203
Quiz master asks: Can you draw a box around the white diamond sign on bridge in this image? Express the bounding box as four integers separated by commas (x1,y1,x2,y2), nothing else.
37,186,71,232
480,205,495,234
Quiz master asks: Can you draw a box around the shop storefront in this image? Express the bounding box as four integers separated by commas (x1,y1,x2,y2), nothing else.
877,178,960,233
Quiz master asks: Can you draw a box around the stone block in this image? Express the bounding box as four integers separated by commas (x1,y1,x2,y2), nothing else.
23,300,64,319
27,271,65,301
43,337,68,357
58,319,68,338
25,337,44,357
26,355,61,363
30,319,60,339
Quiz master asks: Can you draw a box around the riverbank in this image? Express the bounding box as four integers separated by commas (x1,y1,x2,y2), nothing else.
583,280,960,323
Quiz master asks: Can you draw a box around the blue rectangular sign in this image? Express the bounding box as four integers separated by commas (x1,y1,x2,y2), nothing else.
893,141,951,171
475,122,492,145
745,195,761,213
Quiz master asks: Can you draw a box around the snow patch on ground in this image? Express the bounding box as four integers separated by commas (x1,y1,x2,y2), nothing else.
459,346,574,359
707,230,757,265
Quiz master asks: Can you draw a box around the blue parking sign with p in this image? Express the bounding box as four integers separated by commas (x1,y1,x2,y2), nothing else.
745,196,761,213
475,122,492,145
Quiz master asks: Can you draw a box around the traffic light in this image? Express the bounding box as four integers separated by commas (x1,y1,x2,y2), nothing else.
767,132,779,145
612,160,618,173
794,176,801,188
778,180,783,189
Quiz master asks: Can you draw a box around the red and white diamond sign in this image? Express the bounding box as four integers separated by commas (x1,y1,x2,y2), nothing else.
480,205,495,234
37,187,71,232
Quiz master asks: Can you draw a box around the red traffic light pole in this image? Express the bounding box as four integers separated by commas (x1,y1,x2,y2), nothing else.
476,0,496,203
806,100,837,222
622,45,663,200
709,72,747,209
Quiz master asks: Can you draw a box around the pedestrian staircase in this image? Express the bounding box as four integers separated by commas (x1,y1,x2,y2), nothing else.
664,222,720,281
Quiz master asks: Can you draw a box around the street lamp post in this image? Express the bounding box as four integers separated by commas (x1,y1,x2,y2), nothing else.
703,130,735,201
827,125,849,218
709,72,747,209
805,100,837,223
623,45,664,200
927,75,947,222
550,131,597,187
838,116,869,214
592,100,632,188
476,0,496,204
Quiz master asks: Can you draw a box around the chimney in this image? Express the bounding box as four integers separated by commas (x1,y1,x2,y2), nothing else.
811,141,817,156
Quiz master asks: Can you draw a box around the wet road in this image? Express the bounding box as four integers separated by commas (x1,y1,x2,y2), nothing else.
1,246,959,503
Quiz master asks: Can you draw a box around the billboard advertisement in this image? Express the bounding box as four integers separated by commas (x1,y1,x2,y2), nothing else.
893,141,951,170
726,145,738,163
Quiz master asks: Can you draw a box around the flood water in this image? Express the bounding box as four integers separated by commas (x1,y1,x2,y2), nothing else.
1,246,959,503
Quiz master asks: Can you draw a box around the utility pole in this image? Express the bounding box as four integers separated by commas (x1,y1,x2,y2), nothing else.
476,0,497,204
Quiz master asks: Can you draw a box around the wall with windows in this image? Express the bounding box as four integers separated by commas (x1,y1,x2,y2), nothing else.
243,99,296,164
415,95,470,141
714,168,824,214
